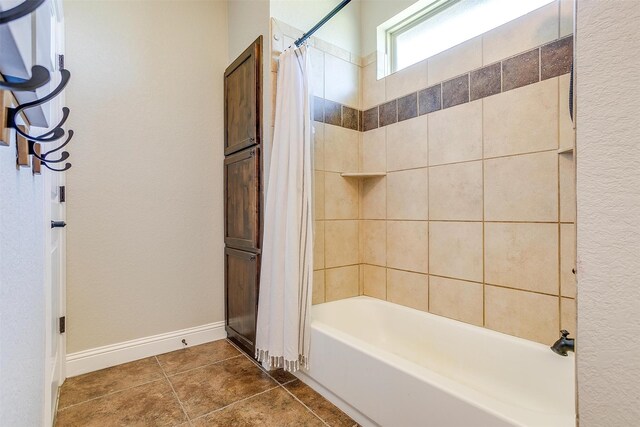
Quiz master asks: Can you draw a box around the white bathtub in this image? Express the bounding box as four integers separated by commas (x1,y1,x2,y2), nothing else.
296,296,575,427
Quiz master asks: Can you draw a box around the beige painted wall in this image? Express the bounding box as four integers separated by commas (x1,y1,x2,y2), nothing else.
271,0,362,55
576,1,640,424
64,0,227,353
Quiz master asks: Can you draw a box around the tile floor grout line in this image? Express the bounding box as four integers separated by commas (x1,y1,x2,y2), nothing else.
277,382,331,427
221,340,349,425
227,341,298,387
156,356,193,427
56,376,167,411
161,354,244,378
58,344,242,413
189,385,282,422
224,339,331,425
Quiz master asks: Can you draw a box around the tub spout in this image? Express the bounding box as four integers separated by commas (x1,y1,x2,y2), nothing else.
551,330,575,356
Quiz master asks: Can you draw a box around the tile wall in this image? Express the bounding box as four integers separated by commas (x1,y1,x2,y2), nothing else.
272,0,576,346
358,0,576,345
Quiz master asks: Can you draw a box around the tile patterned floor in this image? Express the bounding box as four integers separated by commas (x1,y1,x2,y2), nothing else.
55,340,358,426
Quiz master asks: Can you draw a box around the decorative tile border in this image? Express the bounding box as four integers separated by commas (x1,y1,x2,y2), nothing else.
312,35,573,133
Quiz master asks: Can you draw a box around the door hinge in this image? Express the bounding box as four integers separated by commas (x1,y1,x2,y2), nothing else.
59,185,66,203
59,316,66,334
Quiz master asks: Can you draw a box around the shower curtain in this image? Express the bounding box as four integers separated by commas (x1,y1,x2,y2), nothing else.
255,45,313,372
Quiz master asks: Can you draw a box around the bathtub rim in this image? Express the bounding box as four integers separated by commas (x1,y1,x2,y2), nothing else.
305,296,576,427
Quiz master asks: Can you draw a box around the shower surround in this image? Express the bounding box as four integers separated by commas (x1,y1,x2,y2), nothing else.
271,0,576,346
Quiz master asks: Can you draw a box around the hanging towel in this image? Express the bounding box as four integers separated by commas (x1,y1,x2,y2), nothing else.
255,45,313,373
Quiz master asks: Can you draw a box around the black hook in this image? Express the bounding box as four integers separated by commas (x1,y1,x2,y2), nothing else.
0,65,50,92
42,162,71,172
7,69,71,142
0,0,46,25
28,130,73,163
42,129,73,160
27,131,74,172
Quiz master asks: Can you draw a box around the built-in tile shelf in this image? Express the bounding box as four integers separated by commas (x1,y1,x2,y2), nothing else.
340,172,386,178
558,147,574,154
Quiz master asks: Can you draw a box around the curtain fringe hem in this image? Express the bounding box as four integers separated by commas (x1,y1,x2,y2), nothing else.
255,349,309,373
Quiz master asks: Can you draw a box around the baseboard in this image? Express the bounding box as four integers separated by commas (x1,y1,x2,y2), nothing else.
66,321,227,377
295,370,377,427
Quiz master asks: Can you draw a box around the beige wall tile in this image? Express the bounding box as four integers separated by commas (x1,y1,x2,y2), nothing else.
559,74,575,151
312,270,325,305
360,177,386,219
387,168,429,220
324,126,358,172
363,61,385,109
482,1,559,64
325,172,359,219
314,221,325,270
429,161,483,221
325,220,359,268
325,53,359,108
560,223,576,298
361,220,386,266
428,36,482,86
559,153,576,223
310,47,324,98
485,285,559,344
313,121,324,171
387,269,429,311
485,222,559,294
361,127,386,172
325,266,359,301
363,265,386,299
386,115,428,171
484,151,558,222
483,79,559,158
560,0,574,37
386,58,428,101
314,171,325,220
429,276,483,326
429,221,483,282
428,100,482,166
387,221,429,273
561,297,576,334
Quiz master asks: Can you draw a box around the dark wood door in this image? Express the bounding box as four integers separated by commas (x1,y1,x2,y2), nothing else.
224,146,260,250
225,248,260,354
224,36,262,156
224,37,263,357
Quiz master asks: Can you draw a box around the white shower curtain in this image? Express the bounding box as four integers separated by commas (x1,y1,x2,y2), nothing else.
255,45,313,372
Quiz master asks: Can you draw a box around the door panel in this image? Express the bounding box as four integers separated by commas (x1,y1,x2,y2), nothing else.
225,248,259,354
224,36,263,358
224,36,261,155
224,146,260,250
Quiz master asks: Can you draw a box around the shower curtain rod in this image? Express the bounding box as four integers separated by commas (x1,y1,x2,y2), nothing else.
294,0,352,47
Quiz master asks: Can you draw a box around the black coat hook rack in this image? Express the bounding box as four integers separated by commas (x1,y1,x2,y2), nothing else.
28,130,73,172
28,143,71,172
0,0,45,25
0,65,50,92
6,69,71,142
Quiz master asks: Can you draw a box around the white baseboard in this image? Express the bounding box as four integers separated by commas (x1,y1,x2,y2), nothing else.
66,321,227,377
295,370,377,427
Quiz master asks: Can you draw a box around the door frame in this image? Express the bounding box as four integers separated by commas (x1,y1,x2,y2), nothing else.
43,5,67,424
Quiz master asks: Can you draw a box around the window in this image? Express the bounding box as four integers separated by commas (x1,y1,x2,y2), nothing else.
383,0,555,74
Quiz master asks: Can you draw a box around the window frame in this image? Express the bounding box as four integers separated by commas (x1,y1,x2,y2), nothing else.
386,0,460,74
